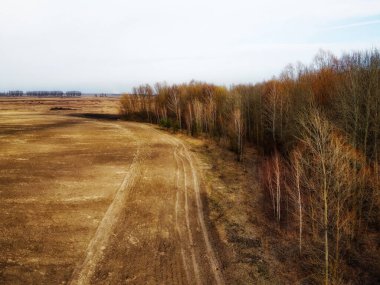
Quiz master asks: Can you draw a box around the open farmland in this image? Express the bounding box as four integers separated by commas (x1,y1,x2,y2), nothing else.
0,98,224,284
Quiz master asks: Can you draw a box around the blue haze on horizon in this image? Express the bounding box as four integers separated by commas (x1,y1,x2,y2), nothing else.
0,0,379,93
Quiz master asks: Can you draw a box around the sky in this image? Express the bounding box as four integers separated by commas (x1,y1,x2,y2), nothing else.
0,0,380,93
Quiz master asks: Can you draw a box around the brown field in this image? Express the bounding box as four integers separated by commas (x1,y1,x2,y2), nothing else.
0,97,288,285
0,97,228,284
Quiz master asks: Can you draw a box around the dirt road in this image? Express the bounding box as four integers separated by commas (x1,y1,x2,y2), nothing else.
0,104,224,284
70,122,224,285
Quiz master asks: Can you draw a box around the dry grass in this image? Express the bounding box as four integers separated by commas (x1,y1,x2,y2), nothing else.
0,97,230,284
0,98,134,284
0,96,120,114
176,134,302,284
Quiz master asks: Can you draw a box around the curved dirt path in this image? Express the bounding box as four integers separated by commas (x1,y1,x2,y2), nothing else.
69,122,224,285
162,132,224,285
69,145,142,284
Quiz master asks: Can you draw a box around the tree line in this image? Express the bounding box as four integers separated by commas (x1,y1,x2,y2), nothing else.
120,49,380,284
0,91,82,97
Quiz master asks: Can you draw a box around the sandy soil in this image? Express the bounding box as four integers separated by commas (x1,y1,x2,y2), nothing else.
0,98,224,284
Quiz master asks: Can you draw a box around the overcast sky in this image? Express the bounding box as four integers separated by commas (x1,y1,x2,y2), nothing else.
1,0,380,93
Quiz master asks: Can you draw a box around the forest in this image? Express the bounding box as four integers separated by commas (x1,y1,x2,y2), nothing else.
0,91,82,97
120,49,380,284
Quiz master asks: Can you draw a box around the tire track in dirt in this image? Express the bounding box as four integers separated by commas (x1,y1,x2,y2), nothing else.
181,144,225,285
173,145,192,284
71,123,223,285
176,145,202,285
156,132,201,284
154,128,224,285
69,127,143,285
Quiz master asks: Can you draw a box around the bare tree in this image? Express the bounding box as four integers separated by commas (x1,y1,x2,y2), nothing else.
167,86,182,129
